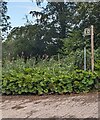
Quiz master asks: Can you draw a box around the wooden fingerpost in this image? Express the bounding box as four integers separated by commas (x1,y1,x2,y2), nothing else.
91,25,94,73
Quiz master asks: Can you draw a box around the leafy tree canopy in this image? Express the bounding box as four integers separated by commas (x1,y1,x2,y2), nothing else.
0,1,11,40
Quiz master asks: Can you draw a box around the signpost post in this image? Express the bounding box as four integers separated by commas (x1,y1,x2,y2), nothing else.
91,25,94,73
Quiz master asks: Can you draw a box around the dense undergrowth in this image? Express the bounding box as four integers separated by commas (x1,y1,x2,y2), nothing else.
2,57,100,95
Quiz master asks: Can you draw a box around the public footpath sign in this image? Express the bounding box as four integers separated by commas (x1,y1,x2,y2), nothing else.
84,28,91,36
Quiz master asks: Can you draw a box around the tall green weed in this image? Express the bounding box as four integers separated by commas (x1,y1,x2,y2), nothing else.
2,57,99,95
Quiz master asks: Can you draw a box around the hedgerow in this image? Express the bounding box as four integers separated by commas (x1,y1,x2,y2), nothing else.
2,58,99,95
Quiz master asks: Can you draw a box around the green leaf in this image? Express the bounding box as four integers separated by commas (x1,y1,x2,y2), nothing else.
88,79,94,85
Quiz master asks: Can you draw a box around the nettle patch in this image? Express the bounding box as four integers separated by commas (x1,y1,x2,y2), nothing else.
2,64,99,95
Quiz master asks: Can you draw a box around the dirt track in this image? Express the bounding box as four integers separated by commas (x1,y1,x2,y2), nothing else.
1,92,99,119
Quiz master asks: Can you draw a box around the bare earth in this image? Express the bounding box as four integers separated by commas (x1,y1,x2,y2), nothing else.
0,92,99,119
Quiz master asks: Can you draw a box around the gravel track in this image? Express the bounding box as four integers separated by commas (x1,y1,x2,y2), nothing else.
1,92,99,119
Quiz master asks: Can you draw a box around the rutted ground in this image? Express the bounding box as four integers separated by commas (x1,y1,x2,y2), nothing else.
1,92,99,118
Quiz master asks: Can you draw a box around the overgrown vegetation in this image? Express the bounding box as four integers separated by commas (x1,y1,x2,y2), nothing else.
2,57,100,95
1,2,100,95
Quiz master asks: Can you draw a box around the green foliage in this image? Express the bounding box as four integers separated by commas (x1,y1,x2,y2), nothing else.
3,25,43,59
30,2,75,39
2,2,100,95
3,24,61,59
60,30,92,69
75,2,100,48
95,60,100,78
2,58,99,95
3,2,100,61
0,1,11,39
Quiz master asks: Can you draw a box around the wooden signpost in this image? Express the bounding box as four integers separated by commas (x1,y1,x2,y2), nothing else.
91,25,94,73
